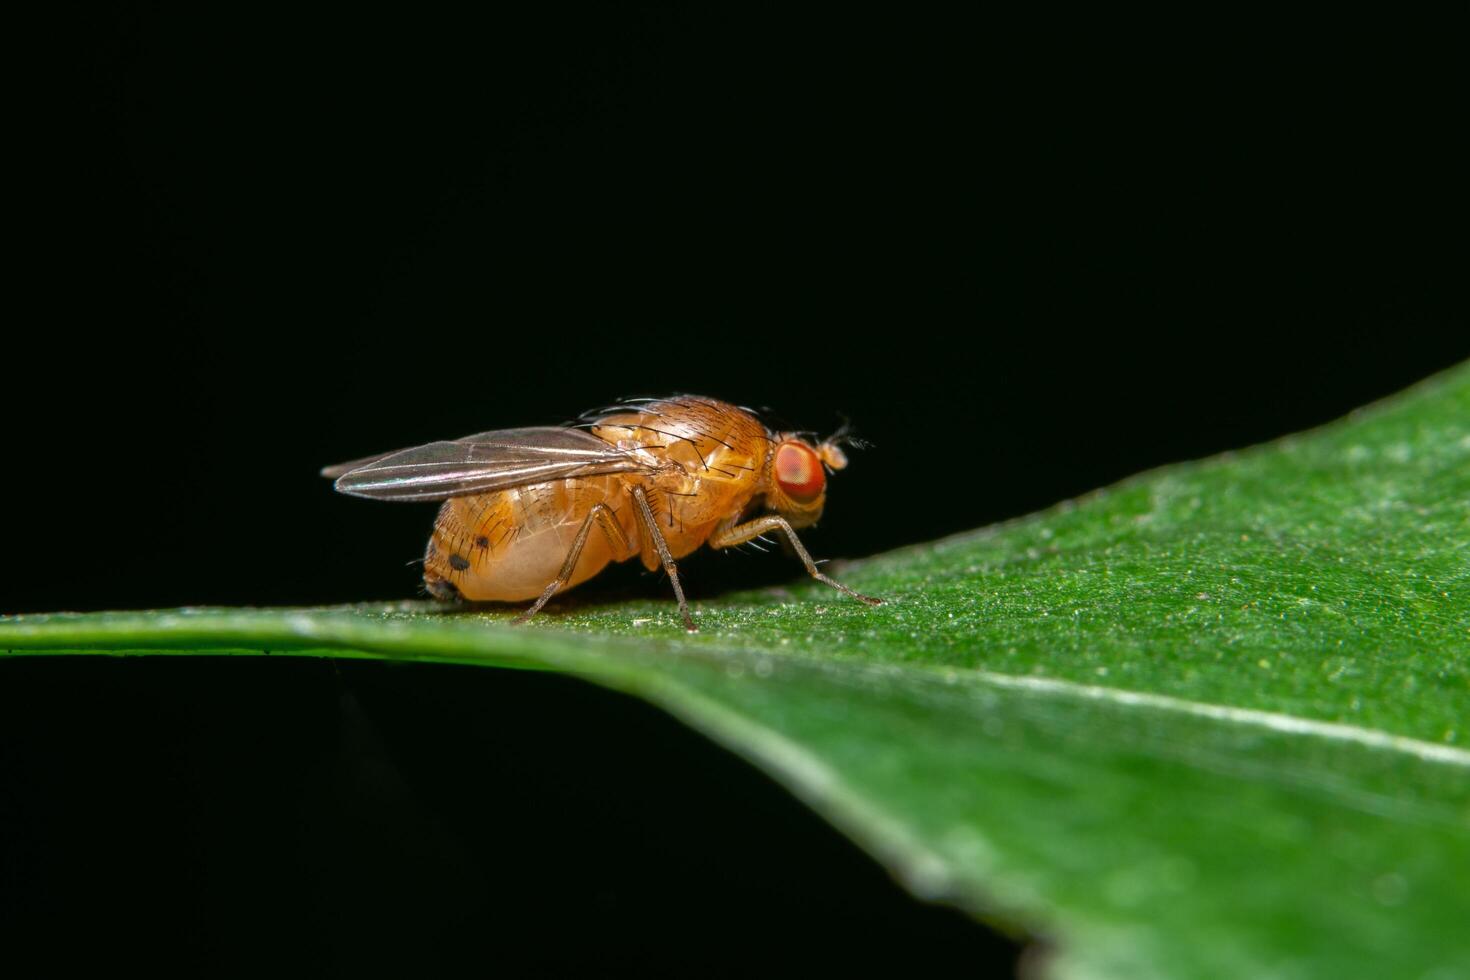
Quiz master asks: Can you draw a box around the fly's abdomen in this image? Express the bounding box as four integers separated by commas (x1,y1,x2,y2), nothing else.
423,479,638,602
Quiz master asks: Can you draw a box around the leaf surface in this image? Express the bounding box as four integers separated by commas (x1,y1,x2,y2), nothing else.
5,365,1469,979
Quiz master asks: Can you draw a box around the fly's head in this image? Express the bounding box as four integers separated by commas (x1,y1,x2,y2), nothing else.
765,432,850,528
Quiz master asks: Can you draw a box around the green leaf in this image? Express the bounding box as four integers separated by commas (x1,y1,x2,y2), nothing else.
5,365,1469,979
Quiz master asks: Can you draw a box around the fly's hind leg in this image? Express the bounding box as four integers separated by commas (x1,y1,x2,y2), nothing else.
512,503,628,625
631,486,697,632
708,516,882,606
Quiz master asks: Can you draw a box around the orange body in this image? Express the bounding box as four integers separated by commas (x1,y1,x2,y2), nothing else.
423,397,777,601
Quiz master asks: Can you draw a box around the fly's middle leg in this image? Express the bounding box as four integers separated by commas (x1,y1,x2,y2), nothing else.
631,486,696,632
708,516,882,606
512,503,628,625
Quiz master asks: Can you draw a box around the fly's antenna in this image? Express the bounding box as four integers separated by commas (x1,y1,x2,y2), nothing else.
826,415,872,451
815,414,868,472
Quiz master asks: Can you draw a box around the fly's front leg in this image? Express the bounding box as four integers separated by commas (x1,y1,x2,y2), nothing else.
631,486,696,632
708,516,882,606
512,503,628,625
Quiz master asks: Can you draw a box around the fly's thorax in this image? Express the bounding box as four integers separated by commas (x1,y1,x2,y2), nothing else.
584,399,768,558
591,397,770,497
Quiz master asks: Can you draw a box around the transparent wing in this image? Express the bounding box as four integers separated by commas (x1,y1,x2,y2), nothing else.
321,427,653,501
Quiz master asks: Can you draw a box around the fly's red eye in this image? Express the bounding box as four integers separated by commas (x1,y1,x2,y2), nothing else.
775,443,825,503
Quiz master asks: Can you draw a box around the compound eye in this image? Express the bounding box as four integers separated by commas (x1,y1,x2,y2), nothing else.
775,442,825,503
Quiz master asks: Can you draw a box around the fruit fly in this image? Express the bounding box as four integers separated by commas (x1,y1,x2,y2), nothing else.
321,395,881,631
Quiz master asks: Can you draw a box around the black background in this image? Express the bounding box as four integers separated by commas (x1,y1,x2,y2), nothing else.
4,6,1465,976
